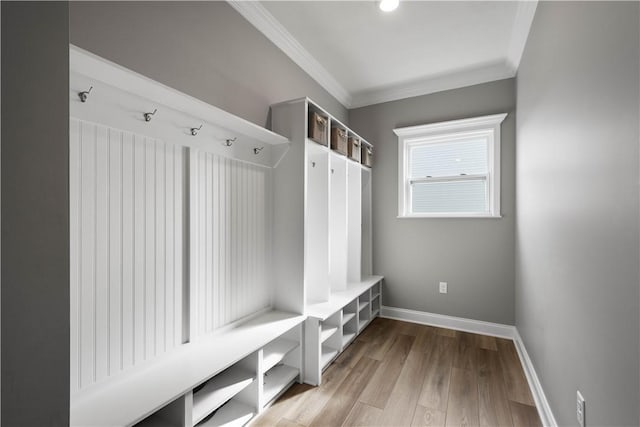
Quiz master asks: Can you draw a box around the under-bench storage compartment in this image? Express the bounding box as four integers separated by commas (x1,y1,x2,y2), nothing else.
192,356,257,426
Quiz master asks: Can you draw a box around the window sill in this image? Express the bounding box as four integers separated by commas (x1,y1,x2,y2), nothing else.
397,213,502,219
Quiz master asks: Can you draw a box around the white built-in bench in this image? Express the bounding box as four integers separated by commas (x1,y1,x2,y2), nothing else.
71,310,304,426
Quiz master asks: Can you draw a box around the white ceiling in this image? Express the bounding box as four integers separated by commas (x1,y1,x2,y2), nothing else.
229,1,537,108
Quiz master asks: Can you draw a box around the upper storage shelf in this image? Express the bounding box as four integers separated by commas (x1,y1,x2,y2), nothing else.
70,45,290,168
272,97,374,168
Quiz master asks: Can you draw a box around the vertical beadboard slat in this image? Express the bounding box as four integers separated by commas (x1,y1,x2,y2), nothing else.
108,128,123,375
213,156,221,330
133,134,146,365
70,119,80,394
155,141,166,354
165,144,175,349
144,138,155,360
79,121,96,389
190,151,272,339
95,125,109,383
174,146,183,346
121,131,134,370
70,121,185,392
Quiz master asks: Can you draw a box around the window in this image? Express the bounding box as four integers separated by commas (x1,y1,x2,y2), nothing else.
395,113,506,218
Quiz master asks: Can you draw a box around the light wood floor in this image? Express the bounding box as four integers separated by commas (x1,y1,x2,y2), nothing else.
253,317,542,427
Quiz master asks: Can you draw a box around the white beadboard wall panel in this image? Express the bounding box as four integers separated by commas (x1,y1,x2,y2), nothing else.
190,151,272,339
70,118,185,394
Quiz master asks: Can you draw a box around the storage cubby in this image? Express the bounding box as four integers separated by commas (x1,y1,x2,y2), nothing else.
371,294,380,317
134,394,191,427
196,399,255,427
342,300,358,348
192,354,257,426
262,364,300,407
261,325,302,408
330,123,348,155
358,292,371,332
308,104,329,145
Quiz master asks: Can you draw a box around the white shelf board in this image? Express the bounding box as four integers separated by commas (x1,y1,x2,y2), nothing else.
263,365,300,405
321,346,339,369
198,399,255,427
70,310,305,427
70,45,289,148
372,309,380,317
358,319,369,332
192,367,255,426
372,293,381,300
342,331,357,347
305,276,384,321
358,301,370,312
342,312,356,325
320,325,339,343
263,338,299,372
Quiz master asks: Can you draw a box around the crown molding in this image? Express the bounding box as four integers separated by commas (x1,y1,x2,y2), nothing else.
229,0,536,110
351,61,515,109
506,0,538,73
228,0,353,108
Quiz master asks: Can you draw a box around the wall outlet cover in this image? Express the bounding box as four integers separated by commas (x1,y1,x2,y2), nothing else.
439,282,447,294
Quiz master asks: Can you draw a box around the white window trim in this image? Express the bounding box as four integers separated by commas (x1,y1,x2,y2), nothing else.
394,113,507,219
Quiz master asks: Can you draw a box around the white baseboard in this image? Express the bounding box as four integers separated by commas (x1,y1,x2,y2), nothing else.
380,305,556,426
513,329,558,427
380,305,515,339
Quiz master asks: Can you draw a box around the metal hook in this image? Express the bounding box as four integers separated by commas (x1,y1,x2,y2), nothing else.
79,86,93,103
191,124,203,136
224,137,237,147
144,109,157,122
253,147,264,155
311,161,316,168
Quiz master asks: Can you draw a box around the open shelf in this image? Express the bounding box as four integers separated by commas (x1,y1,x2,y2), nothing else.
321,345,339,369
263,338,299,372
358,301,370,311
320,324,339,343
342,312,356,325
372,293,380,300
197,399,255,427
342,331,356,347
359,319,368,332
192,366,255,426
263,365,299,405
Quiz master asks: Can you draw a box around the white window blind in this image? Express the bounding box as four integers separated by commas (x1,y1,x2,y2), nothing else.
409,137,488,213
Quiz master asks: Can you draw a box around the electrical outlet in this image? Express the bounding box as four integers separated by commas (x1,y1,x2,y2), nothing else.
577,391,585,427
439,282,448,294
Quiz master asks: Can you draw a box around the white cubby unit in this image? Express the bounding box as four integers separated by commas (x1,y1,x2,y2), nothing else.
270,97,382,386
304,277,383,385
69,45,305,427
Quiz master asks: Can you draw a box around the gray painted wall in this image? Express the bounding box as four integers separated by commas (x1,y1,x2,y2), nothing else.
1,2,70,425
69,1,348,127
349,79,516,325
516,2,639,425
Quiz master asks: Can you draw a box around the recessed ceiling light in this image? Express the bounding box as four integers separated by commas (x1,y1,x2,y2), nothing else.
379,0,399,12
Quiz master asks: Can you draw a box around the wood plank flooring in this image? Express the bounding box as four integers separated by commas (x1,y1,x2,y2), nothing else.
254,318,541,427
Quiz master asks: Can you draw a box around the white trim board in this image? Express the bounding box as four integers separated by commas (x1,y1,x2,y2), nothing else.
380,305,557,426
381,305,514,339
513,329,558,427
